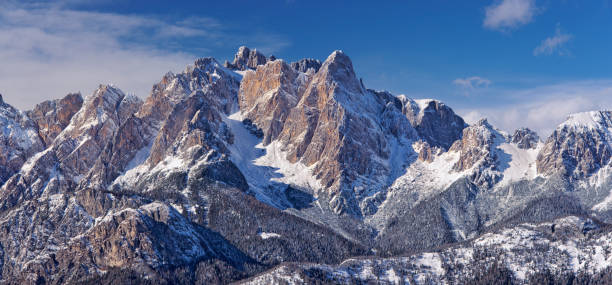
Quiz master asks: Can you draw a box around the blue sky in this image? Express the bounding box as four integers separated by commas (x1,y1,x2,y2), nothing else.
1,0,612,135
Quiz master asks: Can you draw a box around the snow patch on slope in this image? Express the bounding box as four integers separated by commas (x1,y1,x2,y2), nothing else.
593,187,612,211
389,148,463,197
259,232,281,239
496,142,542,187
223,111,322,207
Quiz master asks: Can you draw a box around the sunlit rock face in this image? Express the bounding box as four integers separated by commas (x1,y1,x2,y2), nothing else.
27,93,83,146
224,46,269,71
537,111,612,179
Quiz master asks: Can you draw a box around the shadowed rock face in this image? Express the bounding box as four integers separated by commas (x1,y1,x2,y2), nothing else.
0,95,44,187
291,58,322,73
511,127,540,149
402,98,466,150
27,93,84,146
537,111,612,179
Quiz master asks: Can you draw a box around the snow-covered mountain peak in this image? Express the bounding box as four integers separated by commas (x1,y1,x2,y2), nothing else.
61,84,133,137
139,56,242,122
193,56,219,68
470,118,500,132
537,110,612,180
560,110,612,131
413,98,440,113
444,117,542,188
325,50,347,61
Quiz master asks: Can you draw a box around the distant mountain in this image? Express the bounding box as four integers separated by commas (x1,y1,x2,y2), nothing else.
0,46,611,284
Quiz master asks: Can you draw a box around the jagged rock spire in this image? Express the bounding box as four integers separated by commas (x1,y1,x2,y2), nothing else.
291,58,322,73
224,46,268,70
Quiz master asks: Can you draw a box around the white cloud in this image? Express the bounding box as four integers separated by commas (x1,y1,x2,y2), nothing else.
0,2,290,110
453,76,492,89
453,77,492,96
457,80,612,136
483,0,537,31
533,24,573,56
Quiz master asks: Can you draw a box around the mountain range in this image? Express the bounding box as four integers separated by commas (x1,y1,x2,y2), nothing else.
0,46,611,284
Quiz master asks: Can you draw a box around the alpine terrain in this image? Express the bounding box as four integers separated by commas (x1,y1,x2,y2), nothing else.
1,46,612,284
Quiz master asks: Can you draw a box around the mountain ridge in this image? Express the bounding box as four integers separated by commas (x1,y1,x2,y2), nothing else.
0,46,611,283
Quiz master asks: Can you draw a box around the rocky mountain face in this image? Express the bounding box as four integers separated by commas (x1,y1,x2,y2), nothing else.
26,93,83,146
290,58,322,73
238,59,310,145
0,94,44,186
537,111,612,180
401,97,466,150
239,50,421,217
512,127,540,149
449,119,505,188
224,46,270,71
1,47,612,284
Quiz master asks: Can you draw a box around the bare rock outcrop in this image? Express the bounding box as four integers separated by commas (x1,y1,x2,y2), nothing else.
102,57,247,196
54,85,142,179
450,119,504,188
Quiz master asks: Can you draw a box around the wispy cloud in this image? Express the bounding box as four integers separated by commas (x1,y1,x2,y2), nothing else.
483,0,537,31
457,80,612,136
0,2,290,109
533,24,573,56
453,76,492,89
453,76,492,95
